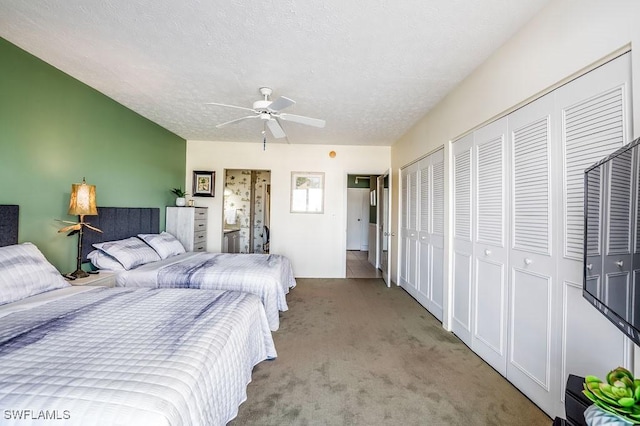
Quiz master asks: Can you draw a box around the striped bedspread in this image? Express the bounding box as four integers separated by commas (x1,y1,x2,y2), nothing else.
117,252,297,331
0,287,277,426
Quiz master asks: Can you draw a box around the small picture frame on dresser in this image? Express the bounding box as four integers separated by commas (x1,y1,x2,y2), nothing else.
192,171,215,197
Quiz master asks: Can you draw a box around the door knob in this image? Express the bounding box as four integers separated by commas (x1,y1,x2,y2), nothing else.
586,263,593,271
524,258,533,265
484,249,491,256
616,260,624,268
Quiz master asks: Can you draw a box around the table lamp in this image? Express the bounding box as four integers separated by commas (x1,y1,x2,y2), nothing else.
58,178,102,278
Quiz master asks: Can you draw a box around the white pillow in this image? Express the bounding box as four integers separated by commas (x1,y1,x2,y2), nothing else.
93,237,160,270
87,249,126,271
138,232,186,259
0,242,70,305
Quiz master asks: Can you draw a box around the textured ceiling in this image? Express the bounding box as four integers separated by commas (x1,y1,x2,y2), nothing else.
0,0,550,146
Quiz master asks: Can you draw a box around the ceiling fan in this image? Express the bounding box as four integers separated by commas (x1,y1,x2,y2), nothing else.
206,87,326,141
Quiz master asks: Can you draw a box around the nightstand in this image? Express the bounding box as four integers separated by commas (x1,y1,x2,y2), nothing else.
67,271,116,288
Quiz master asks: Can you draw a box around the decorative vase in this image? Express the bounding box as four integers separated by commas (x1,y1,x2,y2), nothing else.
584,404,633,425
175,197,186,207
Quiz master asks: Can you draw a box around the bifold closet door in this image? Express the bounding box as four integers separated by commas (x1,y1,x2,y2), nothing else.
556,52,632,412
400,150,445,322
472,117,509,375
506,92,556,414
451,134,474,346
416,150,445,321
400,164,419,293
428,150,445,321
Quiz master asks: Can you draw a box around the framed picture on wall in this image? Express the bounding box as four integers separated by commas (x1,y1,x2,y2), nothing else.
192,170,215,197
290,171,324,213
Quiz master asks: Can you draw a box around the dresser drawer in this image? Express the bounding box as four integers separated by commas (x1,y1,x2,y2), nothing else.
194,230,207,244
194,208,207,220
193,241,207,252
194,219,207,232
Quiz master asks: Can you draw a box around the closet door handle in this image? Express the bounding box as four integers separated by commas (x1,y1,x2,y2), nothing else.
484,249,492,256
616,260,624,268
524,258,533,266
586,263,593,271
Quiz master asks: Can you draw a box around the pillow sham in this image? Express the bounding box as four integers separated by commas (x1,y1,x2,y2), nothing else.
93,237,160,270
137,232,186,259
0,242,70,305
87,249,126,271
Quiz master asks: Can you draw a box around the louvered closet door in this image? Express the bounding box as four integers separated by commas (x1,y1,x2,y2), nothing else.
416,156,431,305
472,117,509,375
556,52,632,416
452,134,474,346
506,92,556,415
428,149,445,321
412,149,445,321
400,170,409,285
400,164,419,292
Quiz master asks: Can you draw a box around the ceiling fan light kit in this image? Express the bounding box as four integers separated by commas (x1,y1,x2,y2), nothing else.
206,87,325,145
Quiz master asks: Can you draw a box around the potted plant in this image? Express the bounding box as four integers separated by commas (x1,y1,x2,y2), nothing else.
583,367,640,424
171,188,187,207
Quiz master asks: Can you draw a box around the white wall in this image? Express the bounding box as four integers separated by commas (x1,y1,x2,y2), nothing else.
390,0,640,297
186,141,390,277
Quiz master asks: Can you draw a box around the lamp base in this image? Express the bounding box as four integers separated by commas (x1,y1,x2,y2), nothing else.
69,269,89,279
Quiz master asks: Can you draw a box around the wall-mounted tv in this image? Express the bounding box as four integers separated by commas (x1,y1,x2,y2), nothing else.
584,136,640,345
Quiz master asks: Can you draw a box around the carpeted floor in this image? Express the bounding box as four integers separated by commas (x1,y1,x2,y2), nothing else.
230,278,551,425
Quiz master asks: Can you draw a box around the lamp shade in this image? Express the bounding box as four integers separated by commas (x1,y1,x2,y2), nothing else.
68,179,97,216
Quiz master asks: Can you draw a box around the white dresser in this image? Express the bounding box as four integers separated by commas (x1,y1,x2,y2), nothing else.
166,207,208,252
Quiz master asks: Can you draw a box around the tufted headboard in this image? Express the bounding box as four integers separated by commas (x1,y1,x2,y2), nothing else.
0,205,19,247
81,207,160,261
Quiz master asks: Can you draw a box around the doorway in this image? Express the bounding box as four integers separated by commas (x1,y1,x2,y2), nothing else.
377,172,390,286
223,169,271,254
346,174,380,278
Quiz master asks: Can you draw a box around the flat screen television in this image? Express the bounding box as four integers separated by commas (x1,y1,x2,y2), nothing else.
584,136,640,345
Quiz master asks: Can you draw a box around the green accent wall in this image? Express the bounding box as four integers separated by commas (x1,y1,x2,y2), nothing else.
0,37,186,272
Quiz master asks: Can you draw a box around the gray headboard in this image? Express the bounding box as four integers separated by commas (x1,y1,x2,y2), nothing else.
0,205,19,247
81,207,160,261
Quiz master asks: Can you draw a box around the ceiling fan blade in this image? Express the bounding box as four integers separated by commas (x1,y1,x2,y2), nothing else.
266,118,287,139
205,102,256,113
279,113,326,128
216,115,259,128
268,96,295,112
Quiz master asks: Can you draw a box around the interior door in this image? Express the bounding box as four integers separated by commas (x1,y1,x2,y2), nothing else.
451,133,474,347
347,188,368,250
472,117,509,375
506,93,556,414
555,52,632,416
399,164,419,293
377,173,390,286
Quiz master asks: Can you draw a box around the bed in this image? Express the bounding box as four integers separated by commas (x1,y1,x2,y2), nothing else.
82,207,296,332
0,205,277,425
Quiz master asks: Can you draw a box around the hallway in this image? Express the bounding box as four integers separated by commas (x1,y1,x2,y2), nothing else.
346,250,381,278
